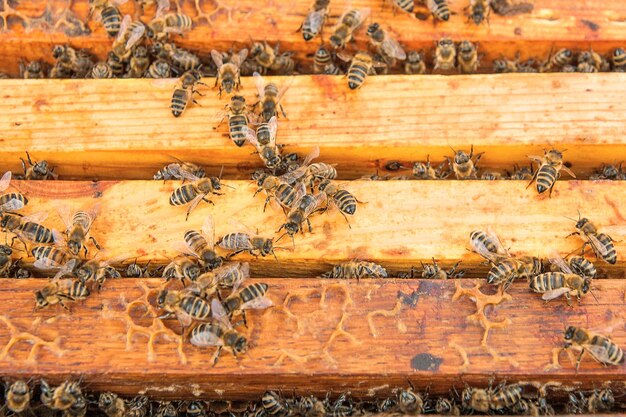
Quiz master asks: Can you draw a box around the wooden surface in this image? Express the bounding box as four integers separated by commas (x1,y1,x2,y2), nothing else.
1,74,626,180
8,179,626,277
1,0,626,76
1,278,624,398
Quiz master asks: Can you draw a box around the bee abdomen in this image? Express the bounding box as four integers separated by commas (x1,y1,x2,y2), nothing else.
595,233,617,264
491,385,523,409
240,282,269,302
334,190,357,215
530,272,563,292
171,88,189,117
182,296,211,320
394,0,414,13
358,262,388,278
536,165,558,194
184,230,207,252
165,13,193,30
101,6,122,37
0,192,27,208
69,280,90,299
190,323,223,346
592,335,625,365
20,222,54,244
275,184,297,207
218,232,251,251
170,184,196,206
229,115,248,146
348,63,369,89
487,260,516,284
262,392,289,417
430,0,450,20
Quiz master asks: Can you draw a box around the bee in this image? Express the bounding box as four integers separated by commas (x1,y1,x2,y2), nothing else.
389,0,414,13
567,256,597,278
493,57,518,73
125,395,151,417
577,49,610,72
433,38,457,72
147,59,172,78
99,392,126,417
185,401,207,417
157,42,200,73
253,72,293,123
212,48,248,97
19,59,45,79
344,52,377,90
277,192,327,243
171,215,222,270
490,383,523,410
540,48,574,72
154,161,205,181
217,226,279,260
397,384,423,414
91,62,113,78
300,0,330,41
169,167,225,220
111,15,146,62
590,162,625,180
469,229,510,262
89,0,126,37
461,386,490,413
611,48,626,70
435,398,461,416
187,262,249,299
5,379,31,414
313,46,335,74
32,246,76,272
20,151,57,180
74,255,122,290
316,180,361,225
509,163,534,180
526,147,576,195
0,245,13,276
530,254,592,306
148,12,193,41
124,258,152,278
420,258,464,279
329,9,369,50
487,256,542,288
563,326,624,370
587,388,615,413
412,155,448,179
321,260,388,279
250,42,295,75
189,320,248,366
35,276,90,310
404,51,426,74
262,391,293,417
163,255,202,284
212,282,272,325
447,145,483,180
297,396,325,417
568,214,617,264
467,0,489,24
246,118,283,169
218,95,252,147
426,0,451,21
1,212,55,250
366,23,406,67
457,40,479,74
57,204,100,256
561,64,577,73
126,45,150,78
0,172,27,213
157,289,213,327
107,51,125,76
171,68,206,118
156,401,178,417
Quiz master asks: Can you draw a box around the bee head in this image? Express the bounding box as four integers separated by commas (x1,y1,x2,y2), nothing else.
210,176,222,190
600,389,614,406
98,392,115,408
52,45,64,59
315,46,330,59
461,388,473,407
581,278,591,294
233,335,248,354
262,239,274,256
436,398,452,414
614,48,625,57
575,217,589,230
68,239,81,256
34,290,48,309
454,150,469,164
10,380,28,396
407,51,422,64
329,35,343,49
76,266,90,281
459,41,473,53
285,221,300,235
564,325,577,341
185,264,201,282
204,255,223,271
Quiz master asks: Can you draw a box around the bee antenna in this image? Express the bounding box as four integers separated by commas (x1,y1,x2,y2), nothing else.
564,215,578,222
590,288,599,304
449,145,457,154
221,183,236,189
218,165,224,180
577,209,581,220
275,232,287,243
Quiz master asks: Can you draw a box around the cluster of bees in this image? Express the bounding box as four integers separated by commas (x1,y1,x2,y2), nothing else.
1,379,620,416
494,47,626,73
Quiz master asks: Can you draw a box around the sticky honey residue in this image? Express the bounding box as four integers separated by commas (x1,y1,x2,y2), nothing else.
102,281,187,364
367,298,405,338
448,342,470,372
192,0,252,26
0,316,64,363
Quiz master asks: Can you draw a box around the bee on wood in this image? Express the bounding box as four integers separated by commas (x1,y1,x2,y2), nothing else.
457,40,479,73
111,15,146,63
261,391,294,417
446,145,484,179
404,51,426,74
250,42,295,75
563,326,624,370
0,245,13,276
5,380,31,414
172,215,223,270
321,260,388,279
540,48,573,72
212,282,272,325
74,255,122,290
509,163,534,180
91,62,114,78
366,23,407,68
461,386,491,413
299,0,330,41
147,59,172,78
189,319,248,366
530,253,592,306
123,258,152,278
56,203,100,256
277,192,327,243
20,151,57,180
246,121,283,170
577,49,610,73
163,255,202,284
420,258,464,279
396,384,424,415
526,147,576,196
32,245,76,272
568,214,617,265
0,172,27,213
19,60,45,79
433,38,457,72
253,72,293,123
171,68,206,118
187,262,249,299
99,392,126,417
297,396,325,417
216,95,252,147
435,398,461,416
1,211,56,250
343,51,379,90
89,0,126,37
611,48,626,71
157,289,213,327
586,388,615,413
590,162,625,180
426,0,451,21
148,11,193,41
126,45,150,78
154,161,205,181
217,227,279,260
316,180,361,226
168,166,225,220
313,45,335,74
156,42,200,73
469,229,510,262
211,48,247,97
324,394,353,417
490,383,523,411
330,9,369,50
466,0,489,24
35,276,90,310
487,256,542,289
412,156,448,179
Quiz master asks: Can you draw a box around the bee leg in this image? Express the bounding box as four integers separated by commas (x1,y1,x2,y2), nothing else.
241,310,248,328
279,103,287,119
306,218,312,233
212,346,223,367
339,211,352,229
20,157,28,175
89,236,102,251
575,349,586,372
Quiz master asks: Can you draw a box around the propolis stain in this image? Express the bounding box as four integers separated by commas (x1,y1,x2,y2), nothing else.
411,353,443,371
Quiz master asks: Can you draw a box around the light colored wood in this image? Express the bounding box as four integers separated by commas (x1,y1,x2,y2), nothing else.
6,180,626,277
1,74,626,179
0,278,624,399
1,0,626,76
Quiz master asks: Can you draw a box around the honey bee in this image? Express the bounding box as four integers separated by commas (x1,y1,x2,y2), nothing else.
344,52,377,90
250,42,295,75
490,383,523,411
297,396,325,417
157,42,200,73
577,49,610,72
526,147,576,195
41,380,87,415
253,72,293,123
277,192,327,243
316,180,361,226
0,172,27,213
487,256,542,289
154,161,205,181
185,401,207,417
126,45,150,78
99,392,126,417
568,214,617,264
611,48,626,71
171,68,206,118
329,9,369,50
217,226,279,260
0,245,13,276
246,118,283,169
366,23,406,67
148,12,193,41
19,60,45,79
540,48,574,72
163,255,202,284
20,151,57,180
397,384,423,414
457,40,479,74
426,0,451,21
404,51,426,74
567,256,597,278
461,386,490,413
89,0,126,37
509,162,534,180
389,0,414,13
324,394,353,417
300,0,330,41
262,391,293,417
169,167,225,220
467,0,489,24
32,245,76,272
124,258,152,278
530,254,592,305
107,52,125,77
157,289,213,327
5,379,31,414
563,326,624,370
212,282,272,325
57,204,100,256
420,258,464,279
147,59,172,78
435,398,461,416
111,15,146,62
313,46,335,74
189,320,248,366
174,215,223,270
1,211,55,250
187,262,249,299
590,162,625,180
321,260,388,279
35,276,90,310
91,62,113,78
447,145,483,180
125,395,150,417
74,255,122,290
433,38,457,72
155,401,178,417
469,229,510,262
212,48,248,96
586,388,615,413
218,95,252,147
412,155,448,179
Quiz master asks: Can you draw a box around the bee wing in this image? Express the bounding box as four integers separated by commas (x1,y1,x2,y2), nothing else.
125,22,146,50
245,127,261,148
309,192,328,214
549,251,574,274
381,37,407,60
276,77,294,103
186,193,206,218
483,226,510,257
52,229,67,246
169,165,200,182
305,9,326,34
253,72,266,98
52,258,78,281
23,211,48,224
541,287,573,301
470,234,500,263
211,298,229,321
588,233,611,257
116,14,132,42
0,198,24,212
585,343,612,364
155,0,170,17
240,296,273,311
174,309,193,328
0,171,11,192
55,203,73,229
211,49,224,68
202,214,216,248
172,240,197,257
267,116,278,142
190,324,225,347
232,48,249,68
233,262,250,292
279,167,306,185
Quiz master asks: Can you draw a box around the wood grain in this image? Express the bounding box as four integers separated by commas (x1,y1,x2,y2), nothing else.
0,278,624,399
1,0,626,76
1,74,625,180
6,180,626,278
